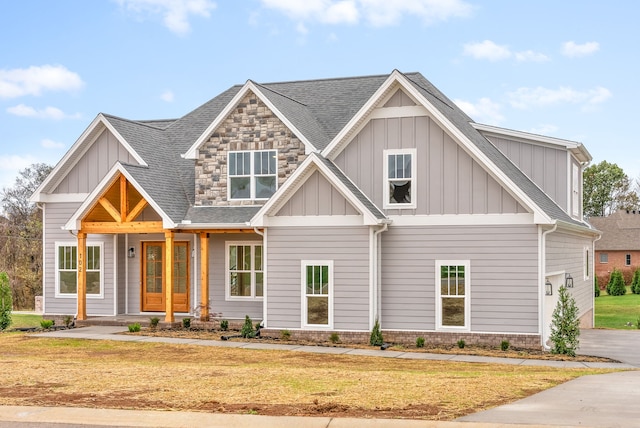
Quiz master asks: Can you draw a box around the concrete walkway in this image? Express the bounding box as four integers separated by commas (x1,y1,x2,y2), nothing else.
2,326,634,428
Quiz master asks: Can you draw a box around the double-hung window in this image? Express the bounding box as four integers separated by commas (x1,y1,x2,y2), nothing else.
384,149,416,209
228,150,277,200
302,260,333,328
55,242,103,297
226,242,263,299
436,261,469,330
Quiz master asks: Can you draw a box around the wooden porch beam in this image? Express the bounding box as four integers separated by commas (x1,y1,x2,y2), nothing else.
81,221,164,234
77,232,87,321
125,199,148,223
199,232,209,321
119,175,127,223
98,197,122,223
164,231,175,323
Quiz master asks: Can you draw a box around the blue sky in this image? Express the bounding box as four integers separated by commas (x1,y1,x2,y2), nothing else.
0,1,637,190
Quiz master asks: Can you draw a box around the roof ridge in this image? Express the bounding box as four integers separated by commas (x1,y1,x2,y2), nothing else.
254,81,308,107
257,71,418,87
102,113,171,132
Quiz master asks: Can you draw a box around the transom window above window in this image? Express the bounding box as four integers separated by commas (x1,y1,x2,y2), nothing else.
384,149,416,209
228,150,277,200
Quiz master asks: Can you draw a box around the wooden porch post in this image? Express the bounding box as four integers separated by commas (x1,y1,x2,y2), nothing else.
77,232,87,320
164,231,174,323
200,232,209,321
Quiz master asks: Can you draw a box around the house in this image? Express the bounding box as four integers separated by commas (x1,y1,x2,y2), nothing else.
589,210,640,284
31,70,600,349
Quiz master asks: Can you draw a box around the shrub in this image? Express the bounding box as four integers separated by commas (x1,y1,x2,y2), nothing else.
606,269,627,296
240,315,255,338
549,286,580,356
220,319,229,331
637,315,640,330
632,269,640,295
149,317,160,328
329,332,340,344
416,337,425,348
0,272,12,331
594,276,600,298
457,339,465,349
369,318,383,346
40,319,54,329
280,329,291,340
63,315,74,328
182,317,191,329
500,340,510,351
128,323,141,332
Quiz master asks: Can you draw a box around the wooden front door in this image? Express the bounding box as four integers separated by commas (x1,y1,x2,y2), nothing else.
142,242,190,313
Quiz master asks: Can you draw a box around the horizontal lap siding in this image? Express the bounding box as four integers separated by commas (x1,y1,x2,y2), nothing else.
381,225,539,333
267,226,370,330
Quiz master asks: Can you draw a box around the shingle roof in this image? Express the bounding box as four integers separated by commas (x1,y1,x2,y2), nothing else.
589,211,640,251
183,206,261,225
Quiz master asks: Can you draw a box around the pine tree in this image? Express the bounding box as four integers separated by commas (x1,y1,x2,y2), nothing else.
549,286,580,356
631,269,640,294
0,272,12,331
606,269,626,296
594,276,600,297
369,318,383,346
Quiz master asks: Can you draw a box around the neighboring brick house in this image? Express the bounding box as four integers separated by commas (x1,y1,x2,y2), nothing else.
589,210,640,284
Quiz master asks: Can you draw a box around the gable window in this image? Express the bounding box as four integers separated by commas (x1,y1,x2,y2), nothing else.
600,253,608,263
626,254,632,266
301,260,333,328
384,149,416,209
436,261,469,330
571,163,580,217
226,242,263,299
228,150,277,200
585,247,590,280
55,242,103,297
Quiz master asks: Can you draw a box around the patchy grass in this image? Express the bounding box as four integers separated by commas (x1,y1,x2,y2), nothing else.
0,333,618,420
8,313,43,329
595,288,640,329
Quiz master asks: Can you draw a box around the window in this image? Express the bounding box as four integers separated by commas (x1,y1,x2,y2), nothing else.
302,261,333,328
571,163,580,217
626,254,632,266
55,242,102,297
226,243,263,299
600,253,608,263
228,150,277,200
436,261,469,330
585,247,590,280
384,149,416,209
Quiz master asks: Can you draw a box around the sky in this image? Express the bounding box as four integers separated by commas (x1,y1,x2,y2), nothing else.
0,0,637,191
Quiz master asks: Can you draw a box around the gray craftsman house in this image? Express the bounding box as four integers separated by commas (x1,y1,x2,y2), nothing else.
31,70,599,348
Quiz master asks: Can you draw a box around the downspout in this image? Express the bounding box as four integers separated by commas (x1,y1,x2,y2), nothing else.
540,222,558,350
371,223,388,329
254,227,266,328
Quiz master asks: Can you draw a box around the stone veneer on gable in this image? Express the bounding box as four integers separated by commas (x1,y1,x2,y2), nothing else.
195,90,307,206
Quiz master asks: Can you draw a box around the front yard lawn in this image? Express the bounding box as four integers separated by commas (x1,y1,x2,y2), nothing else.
595,286,640,329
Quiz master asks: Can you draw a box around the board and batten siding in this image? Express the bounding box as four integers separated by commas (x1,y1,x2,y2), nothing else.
381,225,539,333
487,135,569,212
44,202,115,316
53,129,139,194
276,170,359,216
334,116,528,216
266,226,370,330
546,230,594,325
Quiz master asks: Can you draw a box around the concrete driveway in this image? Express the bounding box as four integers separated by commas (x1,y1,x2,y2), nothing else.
578,328,640,366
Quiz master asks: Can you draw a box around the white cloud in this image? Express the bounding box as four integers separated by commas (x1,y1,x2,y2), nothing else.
529,124,559,135
259,0,471,28
454,97,504,125
508,86,612,110
463,40,511,61
41,139,65,149
6,104,81,119
562,41,599,58
160,90,174,102
515,50,549,62
296,22,309,34
115,0,217,35
0,65,84,99
0,154,40,190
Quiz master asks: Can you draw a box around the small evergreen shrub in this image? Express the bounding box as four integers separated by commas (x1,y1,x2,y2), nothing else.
240,315,255,338
369,318,384,346
182,317,191,329
329,332,340,344
63,315,74,328
280,329,291,340
128,323,141,332
632,269,640,294
594,276,600,297
40,319,54,330
149,317,160,328
500,340,510,351
416,337,425,348
549,286,580,356
0,272,12,331
606,269,627,296
220,319,229,331
457,339,465,349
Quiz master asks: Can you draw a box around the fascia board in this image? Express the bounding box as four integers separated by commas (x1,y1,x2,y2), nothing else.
183,81,317,160
31,114,147,202
63,162,176,231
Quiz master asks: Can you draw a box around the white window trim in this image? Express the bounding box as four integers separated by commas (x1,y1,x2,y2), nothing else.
435,260,470,331
54,241,104,299
227,150,278,201
225,241,264,301
571,162,580,218
301,260,334,329
599,253,608,264
584,246,591,280
626,254,632,266
383,148,417,210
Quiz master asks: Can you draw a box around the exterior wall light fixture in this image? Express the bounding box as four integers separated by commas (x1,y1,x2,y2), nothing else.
545,279,553,296
565,273,574,288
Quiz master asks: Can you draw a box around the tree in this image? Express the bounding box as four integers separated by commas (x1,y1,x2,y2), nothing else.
0,163,52,309
549,286,580,356
583,161,640,217
631,269,640,295
0,272,12,331
606,269,627,296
